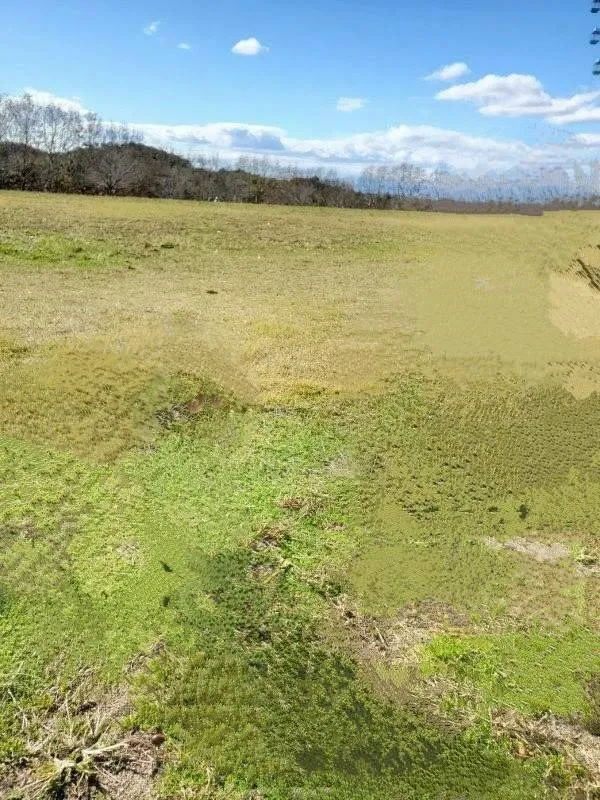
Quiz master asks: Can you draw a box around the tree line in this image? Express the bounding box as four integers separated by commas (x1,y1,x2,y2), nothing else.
1,91,599,212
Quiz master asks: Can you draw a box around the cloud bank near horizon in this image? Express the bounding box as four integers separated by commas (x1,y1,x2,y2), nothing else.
12,81,600,176
135,119,600,175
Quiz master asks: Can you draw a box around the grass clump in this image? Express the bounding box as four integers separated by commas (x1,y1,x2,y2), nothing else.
421,628,600,718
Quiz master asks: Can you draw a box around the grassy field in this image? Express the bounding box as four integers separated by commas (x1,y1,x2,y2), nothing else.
1,190,599,799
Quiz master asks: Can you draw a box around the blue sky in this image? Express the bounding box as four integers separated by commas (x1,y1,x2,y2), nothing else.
3,0,600,172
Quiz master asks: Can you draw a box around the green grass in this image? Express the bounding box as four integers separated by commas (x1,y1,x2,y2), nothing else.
422,628,600,717
1,191,600,798
349,376,600,628
0,406,348,691
0,405,542,798
134,547,542,800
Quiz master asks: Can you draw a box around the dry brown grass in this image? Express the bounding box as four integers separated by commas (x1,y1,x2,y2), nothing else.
1,669,164,800
2,193,600,460
492,710,600,799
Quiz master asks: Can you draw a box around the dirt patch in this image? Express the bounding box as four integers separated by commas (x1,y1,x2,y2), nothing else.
250,523,288,552
276,496,322,517
492,709,600,795
326,452,357,478
155,393,227,428
0,520,41,542
115,542,142,566
125,640,166,675
185,393,225,414
549,270,600,341
484,536,570,563
250,561,278,580
333,596,470,667
277,496,307,511
578,562,600,578
1,669,165,799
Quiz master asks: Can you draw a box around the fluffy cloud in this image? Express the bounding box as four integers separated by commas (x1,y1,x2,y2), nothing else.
21,88,88,114
284,125,537,172
436,73,600,125
231,37,268,56
135,119,600,175
23,69,600,178
177,42,191,50
139,122,286,153
547,106,600,125
144,21,160,36
571,132,600,146
425,62,470,82
336,97,368,112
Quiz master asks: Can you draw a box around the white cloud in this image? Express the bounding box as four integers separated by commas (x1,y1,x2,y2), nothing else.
284,125,538,172
21,88,88,114
144,20,160,36
135,118,600,175
336,97,368,113
425,62,470,82
231,37,268,56
24,74,600,180
436,73,600,125
139,122,286,153
570,132,600,146
547,106,600,125
177,42,191,50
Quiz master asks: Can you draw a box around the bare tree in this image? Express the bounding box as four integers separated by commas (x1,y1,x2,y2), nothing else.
6,93,43,146
80,112,103,147
387,163,426,203
0,93,9,143
80,145,141,194
359,166,390,207
99,122,142,147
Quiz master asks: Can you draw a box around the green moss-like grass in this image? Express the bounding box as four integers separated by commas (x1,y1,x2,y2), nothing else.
1,192,599,798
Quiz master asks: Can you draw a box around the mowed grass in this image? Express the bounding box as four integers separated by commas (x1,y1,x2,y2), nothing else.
351,376,600,623
1,191,600,798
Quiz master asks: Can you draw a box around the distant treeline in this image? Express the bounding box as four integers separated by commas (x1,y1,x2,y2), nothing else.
1,92,600,213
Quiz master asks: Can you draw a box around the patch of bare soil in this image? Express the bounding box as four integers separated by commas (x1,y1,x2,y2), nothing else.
333,596,470,666
492,710,600,797
125,640,166,675
155,393,228,429
185,393,226,414
250,523,288,552
115,541,142,566
247,523,292,582
276,496,323,518
1,669,165,800
276,496,307,511
326,452,357,478
578,563,600,578
484,536,570,563
250,561,278,580
485,536,600,581
0,520,41,542
549,248,600,342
